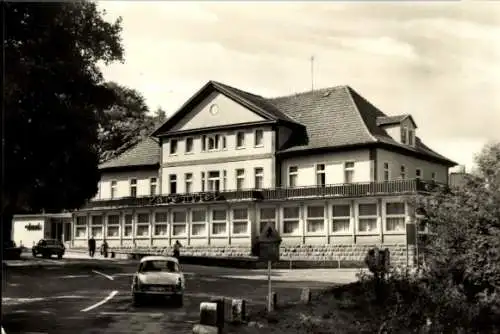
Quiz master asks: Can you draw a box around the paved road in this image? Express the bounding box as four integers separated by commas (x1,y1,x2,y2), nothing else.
2,255,358,333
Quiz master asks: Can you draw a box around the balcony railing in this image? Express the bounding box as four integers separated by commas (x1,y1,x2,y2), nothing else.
82,179,444,209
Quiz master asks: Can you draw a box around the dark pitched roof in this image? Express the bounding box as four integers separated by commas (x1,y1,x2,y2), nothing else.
98,137,160,171
118,81,455,169
268,86,455,166
376,114,417,128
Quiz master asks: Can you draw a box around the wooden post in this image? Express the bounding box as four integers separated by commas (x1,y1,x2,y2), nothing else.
267,260,272,312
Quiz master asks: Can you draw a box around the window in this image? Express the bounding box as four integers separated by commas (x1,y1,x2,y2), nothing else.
306,206,325,233
208,171,220,192
154,212,168,236
90,215,103,238
283,207,300,234
400,165,406,179
110,181,117,199
123,214,133,237
107,214,120,237
150,177,157,196
344,162,355,183
254,129,264,147
191,210,206,236
203,134,224,151
212,209,227,235
185,173,193,193
416,169,422,180
201,172,206,192
170,139,178,154
129,179,137,197
358,203,378,233
185,137,194,153
288,166,298,187
172,211,187,236
169,174,177,194
316,164,326,187
136,213,150,237
254,168,264,189
383,163,390,181
259,207,276,232
75,216,87,238
236,169,245,190
332,204,351,233
408,129,414,146
223,170,227,190
431,172,436,182
401,127,407,144
385,202,406,232
232,208,248,234
236,132,245,148
201,135,206,151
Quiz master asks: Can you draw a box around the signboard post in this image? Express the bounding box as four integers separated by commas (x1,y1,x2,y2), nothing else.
257,222,282,313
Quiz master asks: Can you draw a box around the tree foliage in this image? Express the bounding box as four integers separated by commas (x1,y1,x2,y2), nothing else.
360,142,500,333
97,82,166,163
4,1,124,218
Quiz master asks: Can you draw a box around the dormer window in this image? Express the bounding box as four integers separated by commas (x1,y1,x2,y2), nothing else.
401,127,407,144
408,129,415,146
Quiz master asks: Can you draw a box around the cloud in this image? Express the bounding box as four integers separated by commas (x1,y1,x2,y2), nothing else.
97,1,500,166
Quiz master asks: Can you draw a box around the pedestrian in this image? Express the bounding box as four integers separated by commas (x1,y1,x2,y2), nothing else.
88,235,96,258
101,239,109,258
173,240,182,259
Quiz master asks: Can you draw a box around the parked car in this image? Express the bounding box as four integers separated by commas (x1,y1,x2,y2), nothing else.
131,256,185,307
4,240,22,260
32,239,65,259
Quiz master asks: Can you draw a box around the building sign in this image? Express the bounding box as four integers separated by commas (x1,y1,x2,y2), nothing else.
25,223,42,231
149,192,223,205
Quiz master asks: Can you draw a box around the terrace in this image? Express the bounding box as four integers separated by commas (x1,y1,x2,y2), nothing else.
82,179,445,210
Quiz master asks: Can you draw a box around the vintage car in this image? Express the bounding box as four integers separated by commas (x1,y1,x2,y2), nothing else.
32,239,65,259
131,256,185,307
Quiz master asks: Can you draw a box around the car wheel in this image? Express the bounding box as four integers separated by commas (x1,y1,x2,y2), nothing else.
173,294,183,308
57,254,63,260
132,293,142,307
32,251,37,258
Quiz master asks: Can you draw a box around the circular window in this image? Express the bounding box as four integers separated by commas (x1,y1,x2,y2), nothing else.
209,104,219,115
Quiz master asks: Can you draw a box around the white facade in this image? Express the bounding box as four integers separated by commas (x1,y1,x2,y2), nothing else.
78,82,454,251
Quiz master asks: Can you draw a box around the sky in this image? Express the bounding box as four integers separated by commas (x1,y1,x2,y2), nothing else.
97,1,500,172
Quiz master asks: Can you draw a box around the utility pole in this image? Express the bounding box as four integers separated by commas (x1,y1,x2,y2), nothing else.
310,55,315,91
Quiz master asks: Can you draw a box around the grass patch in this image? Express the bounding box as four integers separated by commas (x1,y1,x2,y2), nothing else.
230,282,387,334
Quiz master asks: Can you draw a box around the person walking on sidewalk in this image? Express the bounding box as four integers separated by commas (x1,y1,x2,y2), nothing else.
173,240,182,259
100,239,109,258
88,236,96,258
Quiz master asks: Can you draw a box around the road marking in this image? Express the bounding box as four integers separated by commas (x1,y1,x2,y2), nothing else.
58,275,91,279
80,290,118,312
100,311,164,317
92,270,114,280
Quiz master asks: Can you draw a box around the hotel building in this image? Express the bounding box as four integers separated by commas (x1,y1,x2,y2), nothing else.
16,81,456,264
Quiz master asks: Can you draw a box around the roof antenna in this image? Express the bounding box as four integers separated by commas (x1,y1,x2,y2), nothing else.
310,55,315,92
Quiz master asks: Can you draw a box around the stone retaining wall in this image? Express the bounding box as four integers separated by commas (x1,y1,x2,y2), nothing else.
70,243,414,265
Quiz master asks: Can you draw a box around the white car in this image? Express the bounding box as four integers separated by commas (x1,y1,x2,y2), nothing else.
131,256,185,307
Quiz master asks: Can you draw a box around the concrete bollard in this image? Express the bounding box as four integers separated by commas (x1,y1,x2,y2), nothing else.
193,302,222,334
266,292,278,311
231,299,247,324
209,297,225,328
300,288,312,304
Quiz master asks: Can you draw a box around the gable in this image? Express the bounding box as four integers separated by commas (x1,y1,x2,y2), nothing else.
170,92,267,132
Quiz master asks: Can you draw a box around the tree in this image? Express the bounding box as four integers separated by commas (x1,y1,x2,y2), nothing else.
97,82,168,162
97,82,150,162
3,2,124,236
386,141,500,332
